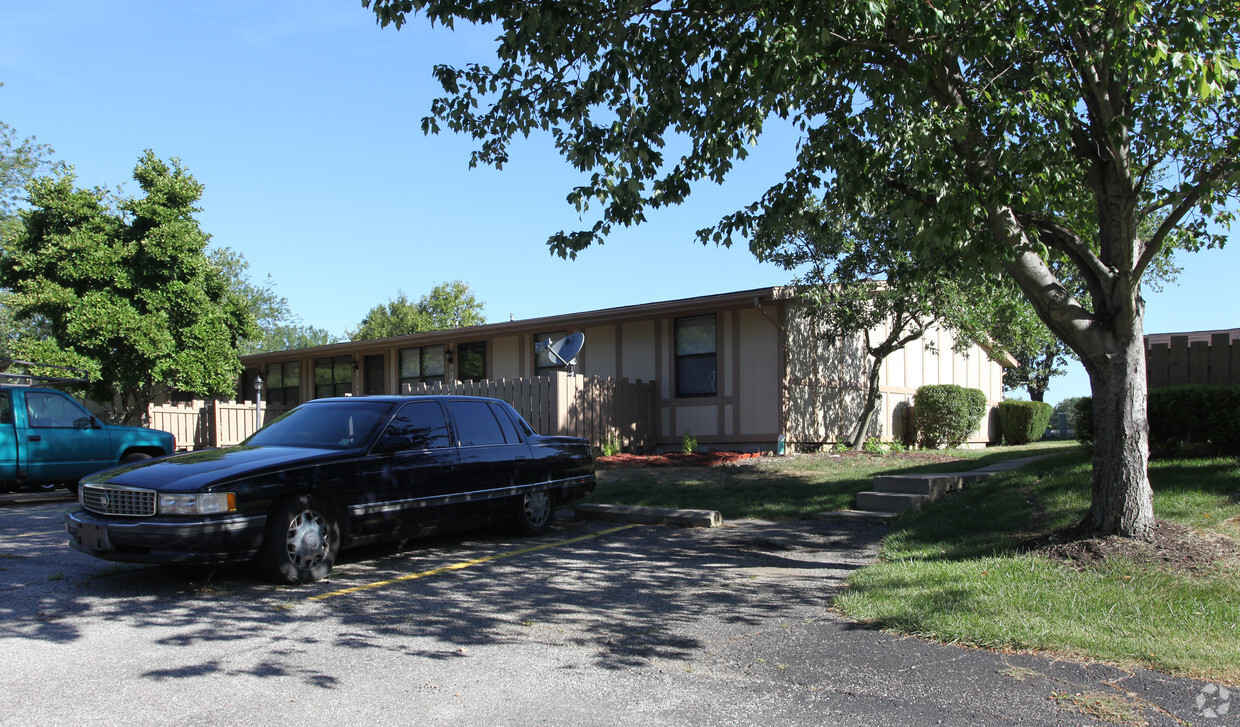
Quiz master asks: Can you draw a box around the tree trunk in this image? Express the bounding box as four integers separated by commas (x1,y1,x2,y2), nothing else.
1082,333,1155,539
847,355,884,449
1028,388,1045,402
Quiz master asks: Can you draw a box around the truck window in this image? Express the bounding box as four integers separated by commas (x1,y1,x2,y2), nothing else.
0,391,11,425
25,391,92,429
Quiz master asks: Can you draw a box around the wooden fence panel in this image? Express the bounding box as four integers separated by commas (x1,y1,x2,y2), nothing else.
402,373,655,451
1147,335,1240,389
1210,333,1231,385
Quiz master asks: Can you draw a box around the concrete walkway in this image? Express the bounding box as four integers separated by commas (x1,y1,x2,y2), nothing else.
836,455,1051,520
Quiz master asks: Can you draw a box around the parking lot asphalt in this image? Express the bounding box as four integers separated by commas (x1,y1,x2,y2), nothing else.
0,497,1232,726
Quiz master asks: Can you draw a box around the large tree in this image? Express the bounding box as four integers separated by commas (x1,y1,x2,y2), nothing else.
368,0,1239,539
0,107,59,356
351,280,485,340
0,151,256,424
752,198,1006,449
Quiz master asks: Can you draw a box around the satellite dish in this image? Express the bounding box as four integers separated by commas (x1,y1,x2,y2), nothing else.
536,333,585,373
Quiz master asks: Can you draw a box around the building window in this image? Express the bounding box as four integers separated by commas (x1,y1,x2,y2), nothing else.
534,330,567,376
458,341,487,381
363,354,386,395
314,355,353,399
399,345,445,390
266,361,302,406
675,315,717,397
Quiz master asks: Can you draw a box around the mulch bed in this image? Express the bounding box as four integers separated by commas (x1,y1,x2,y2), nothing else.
1029,519,1240,574
596,451,768,468
595,449,973,468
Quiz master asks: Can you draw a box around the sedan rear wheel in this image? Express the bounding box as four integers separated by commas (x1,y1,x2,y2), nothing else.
515,490,554,536
260,494,339,584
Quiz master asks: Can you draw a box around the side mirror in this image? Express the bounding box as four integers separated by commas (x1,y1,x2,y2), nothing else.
90,415,102,429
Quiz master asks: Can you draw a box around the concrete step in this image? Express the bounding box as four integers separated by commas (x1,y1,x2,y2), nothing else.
855,491,930,512
872,474,962,497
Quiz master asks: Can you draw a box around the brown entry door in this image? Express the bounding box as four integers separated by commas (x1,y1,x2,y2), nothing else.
363,354,386,395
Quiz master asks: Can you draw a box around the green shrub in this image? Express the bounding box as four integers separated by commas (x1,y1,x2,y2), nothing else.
1147,384,1240,455
597,430,621,457
913,384,988,449
997,400,1055,445
1073,396,1093,447
681,428,697,454
1073,386,1240,456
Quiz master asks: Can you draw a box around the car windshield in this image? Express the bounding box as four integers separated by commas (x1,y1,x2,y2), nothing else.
244,400,393,449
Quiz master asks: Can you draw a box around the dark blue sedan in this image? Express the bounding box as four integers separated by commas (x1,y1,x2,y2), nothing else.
65,395,596,583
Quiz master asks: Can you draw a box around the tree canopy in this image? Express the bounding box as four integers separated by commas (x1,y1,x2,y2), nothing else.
368,0,1240,539
351,280,486,340
0,151,257,423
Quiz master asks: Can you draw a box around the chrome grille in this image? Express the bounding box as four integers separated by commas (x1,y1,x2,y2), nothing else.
81,485,156,517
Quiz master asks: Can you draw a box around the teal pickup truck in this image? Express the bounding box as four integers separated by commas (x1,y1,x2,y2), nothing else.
0,362,175,495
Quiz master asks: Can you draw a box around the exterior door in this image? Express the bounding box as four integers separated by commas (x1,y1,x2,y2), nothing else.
0,391,18,483
21,390,112,484
354,400,459,534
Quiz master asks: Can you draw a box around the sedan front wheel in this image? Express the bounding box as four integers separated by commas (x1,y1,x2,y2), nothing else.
259,494,340,584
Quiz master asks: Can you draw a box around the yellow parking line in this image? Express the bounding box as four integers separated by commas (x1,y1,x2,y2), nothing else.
309,523,639,602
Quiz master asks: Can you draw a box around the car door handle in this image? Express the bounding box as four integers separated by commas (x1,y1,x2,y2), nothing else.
27,435,40,442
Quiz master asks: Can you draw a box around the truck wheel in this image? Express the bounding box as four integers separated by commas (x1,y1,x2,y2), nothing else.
259,495,339,584
121,452,152,464
514,490,554,536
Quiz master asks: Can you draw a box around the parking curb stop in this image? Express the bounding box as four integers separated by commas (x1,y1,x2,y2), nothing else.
573,503,723,528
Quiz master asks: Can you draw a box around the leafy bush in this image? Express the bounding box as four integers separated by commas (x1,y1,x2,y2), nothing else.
863,436,885,455
1073,386,1240,456
913,385,988,449
681,428,697,454
1147,384,1240,455
597,430,621,457
998,400,1055,445
1072,396,1094,447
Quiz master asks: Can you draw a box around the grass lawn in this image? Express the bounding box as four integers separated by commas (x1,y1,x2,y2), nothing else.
586,440,1078,519
588,441,1240,682
834,451,1240,683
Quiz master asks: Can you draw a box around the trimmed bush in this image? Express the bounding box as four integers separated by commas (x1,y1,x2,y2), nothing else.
914,384,988,449
1073,386,1240,455
1147,384,1240,455
1072,396,1093,447
998,400,1054,445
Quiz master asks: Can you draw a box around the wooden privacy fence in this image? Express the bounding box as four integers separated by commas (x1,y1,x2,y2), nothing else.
403,372,656,451
149,372,657,452
1147,333,1240,389
148,400,292,450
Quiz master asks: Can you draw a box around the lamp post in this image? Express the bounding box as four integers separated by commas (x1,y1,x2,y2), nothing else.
254,374,263,431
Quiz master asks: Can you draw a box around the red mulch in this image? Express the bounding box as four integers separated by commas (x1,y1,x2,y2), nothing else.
597,451,767,468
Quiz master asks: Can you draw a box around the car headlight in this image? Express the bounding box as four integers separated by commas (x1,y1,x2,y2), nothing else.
158,492,236,515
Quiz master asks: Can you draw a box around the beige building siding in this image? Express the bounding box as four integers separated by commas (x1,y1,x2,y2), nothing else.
238,287,1010,452
784,307,1006,448
736,308,782,436
491,336,521,380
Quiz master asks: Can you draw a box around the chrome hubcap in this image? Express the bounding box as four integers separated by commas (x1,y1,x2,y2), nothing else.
524,491,551,526
285,510,330,568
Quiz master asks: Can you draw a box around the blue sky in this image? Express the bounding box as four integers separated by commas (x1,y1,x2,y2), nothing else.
1,0,1235,406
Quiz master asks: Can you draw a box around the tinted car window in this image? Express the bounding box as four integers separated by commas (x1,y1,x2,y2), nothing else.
246,401,391,449
382,401,451,451
489,402,521,443
449,401,506,447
